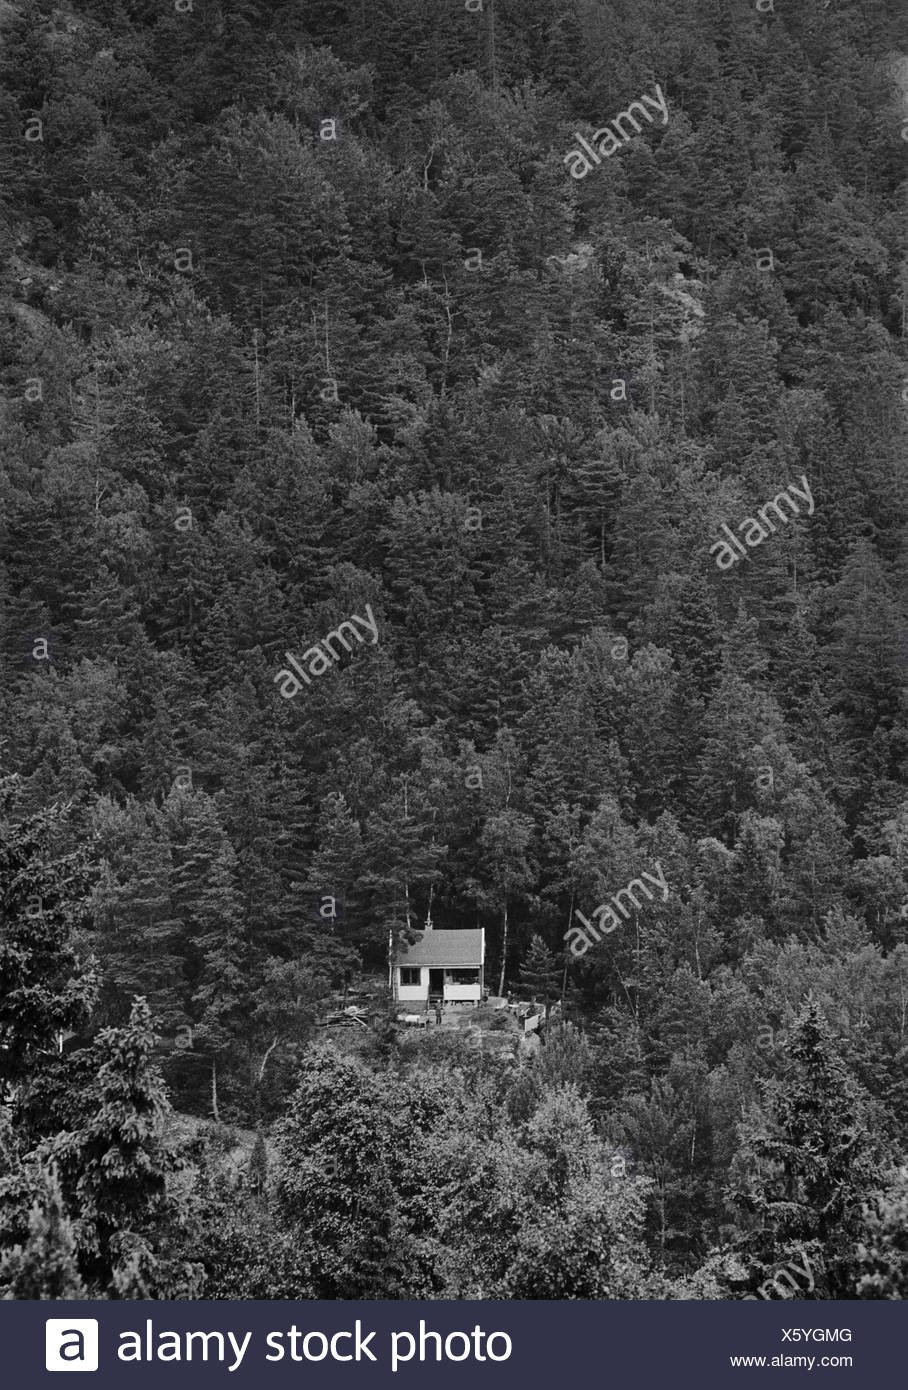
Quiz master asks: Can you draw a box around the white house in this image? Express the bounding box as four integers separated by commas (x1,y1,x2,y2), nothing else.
393,924,485,1007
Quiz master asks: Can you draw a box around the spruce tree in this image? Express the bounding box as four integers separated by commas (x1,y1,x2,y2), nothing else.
518,934,562,1017
0,780,97,1091
36,998,199,1297
729,1004,881,1298
0,1165,86,1299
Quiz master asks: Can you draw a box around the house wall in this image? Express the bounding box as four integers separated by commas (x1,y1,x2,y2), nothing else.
397,966,428,1001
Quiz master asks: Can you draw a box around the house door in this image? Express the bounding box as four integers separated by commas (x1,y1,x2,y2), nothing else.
429,969,445,997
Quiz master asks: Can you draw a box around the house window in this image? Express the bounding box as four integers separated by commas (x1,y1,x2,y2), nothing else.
449,969,480,985
399,967,420,986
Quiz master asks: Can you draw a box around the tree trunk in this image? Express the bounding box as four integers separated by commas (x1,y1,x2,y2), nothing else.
561,890,574,1011
211,1062,220,1124
252,328,261,428
497,899,509,996
258,1038,279,1082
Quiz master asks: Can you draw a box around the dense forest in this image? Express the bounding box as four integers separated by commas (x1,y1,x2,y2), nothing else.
1,0,908,1300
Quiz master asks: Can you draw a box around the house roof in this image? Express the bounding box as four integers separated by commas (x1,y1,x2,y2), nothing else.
396,928,484,967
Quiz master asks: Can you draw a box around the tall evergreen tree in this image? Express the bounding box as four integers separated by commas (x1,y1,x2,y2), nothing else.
728,1005,882,1298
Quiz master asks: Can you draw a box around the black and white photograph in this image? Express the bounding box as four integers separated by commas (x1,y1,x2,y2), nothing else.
1,0,907,1320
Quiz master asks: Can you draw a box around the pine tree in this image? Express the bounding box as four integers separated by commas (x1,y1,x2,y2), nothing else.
189,840,251,1117
302,791,365,944
0,780,97,1091
518,934,562,1017
729,1004,882,1298
89,797,185,1033
0,1165,86,1299
37,998,198,1295
856,1168,908,1299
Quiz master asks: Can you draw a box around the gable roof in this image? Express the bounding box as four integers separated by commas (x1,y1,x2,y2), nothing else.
396,928,484,967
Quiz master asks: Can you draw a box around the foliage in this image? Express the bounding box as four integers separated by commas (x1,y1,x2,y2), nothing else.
0,0,905,1300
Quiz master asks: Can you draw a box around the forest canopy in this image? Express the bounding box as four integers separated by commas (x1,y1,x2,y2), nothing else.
1,0,907,1300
